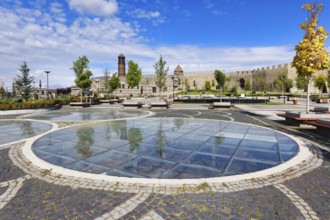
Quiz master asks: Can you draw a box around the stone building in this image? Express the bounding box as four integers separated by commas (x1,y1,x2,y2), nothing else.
91,54,329,97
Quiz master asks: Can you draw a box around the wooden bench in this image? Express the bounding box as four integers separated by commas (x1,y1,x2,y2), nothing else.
150,102,170,109
277,112,330,126
100,100,111,104
311,107,330,114
70,102,90,107
209,102,232,109
304,119,330,136
122,102,143,108
316,98,329,103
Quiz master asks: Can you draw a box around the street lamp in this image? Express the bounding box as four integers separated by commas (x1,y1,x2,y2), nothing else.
170,75,175,102
45,70,50,99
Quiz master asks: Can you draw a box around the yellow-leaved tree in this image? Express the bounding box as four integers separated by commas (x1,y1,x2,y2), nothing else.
292,3,329,113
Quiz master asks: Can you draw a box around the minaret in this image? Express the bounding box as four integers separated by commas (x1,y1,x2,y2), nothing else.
118,54,126,78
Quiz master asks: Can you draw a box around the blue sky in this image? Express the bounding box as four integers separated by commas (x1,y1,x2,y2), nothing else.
0,0,329,89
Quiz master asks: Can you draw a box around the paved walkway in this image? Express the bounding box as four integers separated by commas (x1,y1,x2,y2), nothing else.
0,106,329,219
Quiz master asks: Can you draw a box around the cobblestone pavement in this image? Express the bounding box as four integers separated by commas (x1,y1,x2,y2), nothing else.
0,107,329,219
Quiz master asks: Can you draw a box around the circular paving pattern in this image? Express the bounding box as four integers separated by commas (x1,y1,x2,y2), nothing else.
0,120,52,145
31,118,299,179
23,109,150,121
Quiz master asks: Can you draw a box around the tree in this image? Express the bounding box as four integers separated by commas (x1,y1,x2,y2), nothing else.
292,3,329,113
109,73,120,95
154,56,169,97
314,74,327,97
327,68,330,88
0,82,5,98
193,80,197,90
16,61,34,101
184,78,190,92
126,60,142,88
211,79,215,88
273,72,293,103
244,79,252,91
214,70,226,101
239,78,245,90
204,81,211,91
296,75,309,92
71,56,93,102
103,68,110,95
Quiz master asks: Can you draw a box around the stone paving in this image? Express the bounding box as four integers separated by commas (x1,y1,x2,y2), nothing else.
0,106,329,219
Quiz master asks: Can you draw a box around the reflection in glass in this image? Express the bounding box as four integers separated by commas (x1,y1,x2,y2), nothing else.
21,121,35,136
156,120,167,158
32,118,299,179
76,126,94,157
128,127,142,152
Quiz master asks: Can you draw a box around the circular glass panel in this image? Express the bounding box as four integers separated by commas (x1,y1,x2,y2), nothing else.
0,120,52,145
32,118,299,179
24,109,149,121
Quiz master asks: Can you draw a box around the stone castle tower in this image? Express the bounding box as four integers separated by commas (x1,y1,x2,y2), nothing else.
118,53,126,78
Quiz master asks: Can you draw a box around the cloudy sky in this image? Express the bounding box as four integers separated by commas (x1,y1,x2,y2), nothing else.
0,0,329,89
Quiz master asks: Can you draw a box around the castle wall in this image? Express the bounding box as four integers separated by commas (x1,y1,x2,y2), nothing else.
91,63,329,96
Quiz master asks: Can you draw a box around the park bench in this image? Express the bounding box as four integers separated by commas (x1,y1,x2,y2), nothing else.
209,102,232,109
304,119,330,136
150,102,170,109
69,102,90,107
122,102,143,108
316,98,329,103
311,107,330,114
277,112,330,126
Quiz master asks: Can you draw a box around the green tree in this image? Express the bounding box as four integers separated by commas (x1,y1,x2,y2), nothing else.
296,75,309,92
71,56,93,102
211,79,215,88
214,70,226,101
109,72,120,95
0,82,5,98
16,61,34,101
204,80,211,91
273,72,293,103
184,78,190,92
275,72,293,93
292,3,329,113
126,60,142,88
103,68,110,95
244,79,252,92
154,56,169,97
314,74,327,97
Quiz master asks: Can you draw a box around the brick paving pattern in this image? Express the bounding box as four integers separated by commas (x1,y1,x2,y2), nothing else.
0,107,329,219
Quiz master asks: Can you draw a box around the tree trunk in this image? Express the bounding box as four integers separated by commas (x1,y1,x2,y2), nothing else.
80,89,83,103
306,77,311,114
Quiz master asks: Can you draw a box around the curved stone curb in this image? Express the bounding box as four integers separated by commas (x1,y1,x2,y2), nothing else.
9,139,322,195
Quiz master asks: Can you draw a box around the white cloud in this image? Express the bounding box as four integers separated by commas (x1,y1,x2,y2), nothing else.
0,3,299,91
69,0,118,17
131,9,160,19
128,9,165,25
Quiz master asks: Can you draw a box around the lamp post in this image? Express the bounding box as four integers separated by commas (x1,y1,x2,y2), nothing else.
45,71,50,99
170,75,175,102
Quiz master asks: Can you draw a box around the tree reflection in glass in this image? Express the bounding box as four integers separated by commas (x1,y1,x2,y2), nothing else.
174,118,184,130
128,127,142,152
76,126,94,158
156,120,167,158
80,112,91,120
20,121,35,137
214,135,224,146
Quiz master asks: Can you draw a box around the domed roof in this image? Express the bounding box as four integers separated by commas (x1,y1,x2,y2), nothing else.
118,53,125,58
